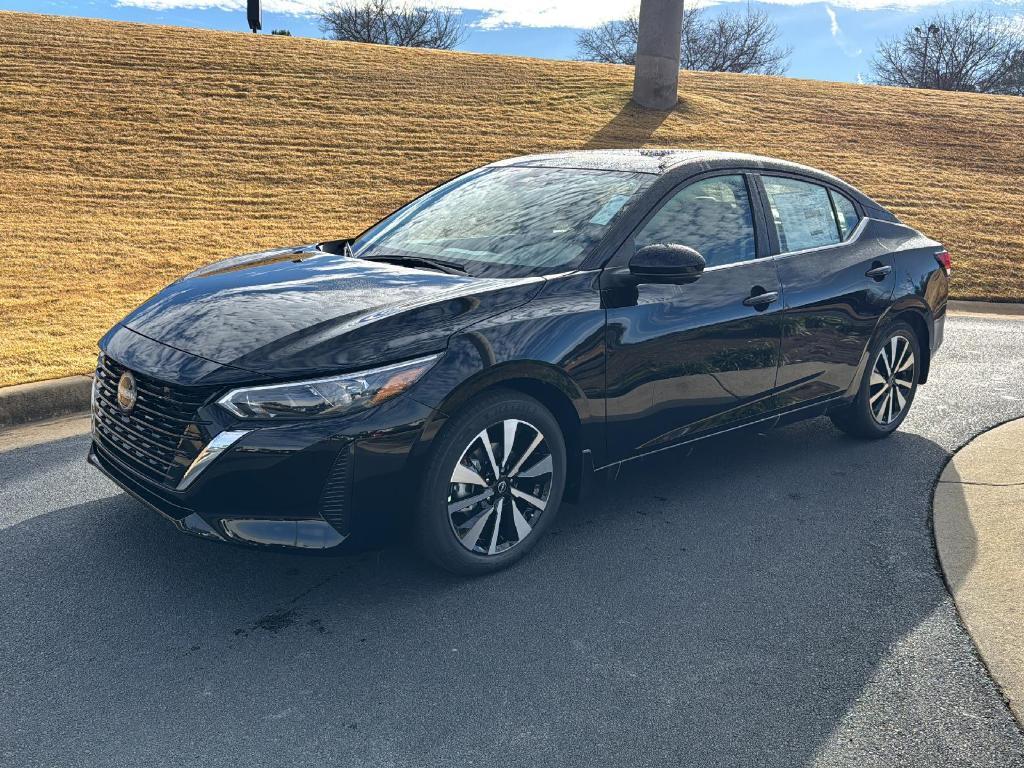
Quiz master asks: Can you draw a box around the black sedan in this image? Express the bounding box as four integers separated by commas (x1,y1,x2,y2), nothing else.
89,150,949,574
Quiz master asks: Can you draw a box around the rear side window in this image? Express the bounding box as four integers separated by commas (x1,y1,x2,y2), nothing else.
830,189,860,240
762,176,840,253
635,175,756,268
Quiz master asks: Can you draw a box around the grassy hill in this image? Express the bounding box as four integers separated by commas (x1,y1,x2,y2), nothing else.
1,11,1023,387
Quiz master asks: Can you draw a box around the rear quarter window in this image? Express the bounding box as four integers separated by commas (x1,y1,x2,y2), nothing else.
830,189,860,240
763,176,841,253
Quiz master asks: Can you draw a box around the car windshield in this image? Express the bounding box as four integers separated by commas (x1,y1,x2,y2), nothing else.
353,166,654,277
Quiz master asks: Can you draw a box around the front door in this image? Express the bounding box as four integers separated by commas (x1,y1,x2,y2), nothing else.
603,173,784,463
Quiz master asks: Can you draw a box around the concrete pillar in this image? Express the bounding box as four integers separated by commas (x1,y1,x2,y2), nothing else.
632,0,685,110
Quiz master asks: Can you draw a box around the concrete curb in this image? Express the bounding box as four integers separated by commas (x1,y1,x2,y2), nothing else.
934,417,1024,725
0,375,93,431
948,300,1024,317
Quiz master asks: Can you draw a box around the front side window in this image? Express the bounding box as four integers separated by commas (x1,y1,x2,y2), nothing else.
355,166,653,278
763,176,841,253
830,189,860,240
635,175,756,268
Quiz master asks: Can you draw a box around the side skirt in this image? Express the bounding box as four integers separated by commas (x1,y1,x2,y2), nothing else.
591,394,849,476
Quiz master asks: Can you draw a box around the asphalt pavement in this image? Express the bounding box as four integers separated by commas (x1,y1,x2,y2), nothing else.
2,314,1024,768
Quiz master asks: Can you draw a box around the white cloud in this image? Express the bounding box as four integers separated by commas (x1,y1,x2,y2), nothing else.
825,5,840,36
825,5,862,56
115,0,306,11
114,0,641,23
112,0,1019,27
998,13,1024,35
458,1,639,29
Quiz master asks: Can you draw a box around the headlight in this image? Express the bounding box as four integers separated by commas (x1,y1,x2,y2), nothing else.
217,354,441,419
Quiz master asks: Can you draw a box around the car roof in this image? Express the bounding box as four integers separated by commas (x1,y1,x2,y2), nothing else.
494,148,827,178
492,148,705,174
490,149,885,212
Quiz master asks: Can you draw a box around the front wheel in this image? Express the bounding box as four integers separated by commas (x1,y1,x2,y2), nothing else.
414,390,566,575
830,320,921,439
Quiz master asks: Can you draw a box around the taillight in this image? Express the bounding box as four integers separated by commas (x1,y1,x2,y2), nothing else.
935,249,951,276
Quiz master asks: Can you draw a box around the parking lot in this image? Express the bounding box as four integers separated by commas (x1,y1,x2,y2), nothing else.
2,314,1024,768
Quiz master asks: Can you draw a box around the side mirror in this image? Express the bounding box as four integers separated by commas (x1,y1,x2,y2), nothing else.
317,238,357,256
629,244,706,284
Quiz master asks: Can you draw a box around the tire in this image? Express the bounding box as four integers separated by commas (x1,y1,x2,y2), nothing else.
830,320,921,439
414,389,567,575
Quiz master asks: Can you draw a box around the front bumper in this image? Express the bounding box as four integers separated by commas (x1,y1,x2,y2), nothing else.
89,391,438,551
89,444,349,548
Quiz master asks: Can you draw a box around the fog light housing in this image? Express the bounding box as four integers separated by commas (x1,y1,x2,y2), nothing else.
178,513,224,540
221,519,346,549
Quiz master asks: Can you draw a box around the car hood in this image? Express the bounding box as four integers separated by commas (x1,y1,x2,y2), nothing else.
118,244,545,378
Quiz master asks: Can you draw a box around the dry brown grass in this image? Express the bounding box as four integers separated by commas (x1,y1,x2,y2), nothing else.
1,11,1022,387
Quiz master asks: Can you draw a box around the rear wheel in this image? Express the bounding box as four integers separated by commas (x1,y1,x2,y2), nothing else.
415,390,566,575
830,320,920,439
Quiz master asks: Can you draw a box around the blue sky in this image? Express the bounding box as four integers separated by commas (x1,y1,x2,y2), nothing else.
3,0,1022,83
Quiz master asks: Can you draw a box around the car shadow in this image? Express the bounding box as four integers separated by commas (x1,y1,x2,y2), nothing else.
0,418,984,766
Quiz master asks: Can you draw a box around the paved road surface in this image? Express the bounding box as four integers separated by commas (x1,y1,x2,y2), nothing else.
2,315,1024,768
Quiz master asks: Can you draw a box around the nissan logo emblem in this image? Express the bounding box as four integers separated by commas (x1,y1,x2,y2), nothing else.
117,371,138,413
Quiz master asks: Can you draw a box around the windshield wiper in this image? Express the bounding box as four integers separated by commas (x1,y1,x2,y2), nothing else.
361,253,469,276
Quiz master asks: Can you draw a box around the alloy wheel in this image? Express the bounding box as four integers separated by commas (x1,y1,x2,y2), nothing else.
869,333,915,425
447,418,554,556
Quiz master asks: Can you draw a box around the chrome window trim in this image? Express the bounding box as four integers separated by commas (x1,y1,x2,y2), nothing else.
615,215,869,277
701,257,772,274
771,216,869,261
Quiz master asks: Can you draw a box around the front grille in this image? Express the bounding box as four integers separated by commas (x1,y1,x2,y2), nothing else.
92,355,220,489
90,441,195,519
318,444,353,535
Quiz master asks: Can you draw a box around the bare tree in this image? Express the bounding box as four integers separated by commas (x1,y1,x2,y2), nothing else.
578,7,790,75
1006,49,1024,96
871,11,1024,94
577,16,641,65
319,0,465,49
682,8,790,75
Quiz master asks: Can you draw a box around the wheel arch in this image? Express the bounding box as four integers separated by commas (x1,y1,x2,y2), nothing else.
846,300,934,401
423,360,594,503
885,303,932,385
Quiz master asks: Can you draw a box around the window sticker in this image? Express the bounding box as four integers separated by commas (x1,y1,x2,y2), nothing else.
773,195,833,249
589,195,630,226
764,178,840,252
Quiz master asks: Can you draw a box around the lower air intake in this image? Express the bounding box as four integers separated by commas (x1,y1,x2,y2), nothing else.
319,444,353,535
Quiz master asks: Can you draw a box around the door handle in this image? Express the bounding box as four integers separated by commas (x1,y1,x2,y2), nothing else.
743,290,779,308
865,263,892,280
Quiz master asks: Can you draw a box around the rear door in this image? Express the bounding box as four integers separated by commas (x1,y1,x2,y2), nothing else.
757,174,896,407
602,172,784,463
